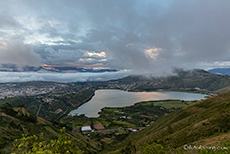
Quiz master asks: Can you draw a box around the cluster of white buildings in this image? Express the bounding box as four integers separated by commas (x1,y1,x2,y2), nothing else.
0,83,68,99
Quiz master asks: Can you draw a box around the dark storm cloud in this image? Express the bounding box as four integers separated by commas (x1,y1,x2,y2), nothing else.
32,42,106,65
0,41,41,66
1,0,230,74
81,0,230,73
149,0,230,63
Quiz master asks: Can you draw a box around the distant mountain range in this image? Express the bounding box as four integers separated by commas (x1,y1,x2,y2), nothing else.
0,64,117,73
208,67,230,75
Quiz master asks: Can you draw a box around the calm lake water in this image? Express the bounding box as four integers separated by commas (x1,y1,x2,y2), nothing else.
69,89,208,117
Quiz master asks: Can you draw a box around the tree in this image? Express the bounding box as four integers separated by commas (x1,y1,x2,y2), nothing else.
13,128,82,154
0,103,17,116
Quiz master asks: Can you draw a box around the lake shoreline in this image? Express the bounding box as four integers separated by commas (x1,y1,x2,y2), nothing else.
69,89,208,117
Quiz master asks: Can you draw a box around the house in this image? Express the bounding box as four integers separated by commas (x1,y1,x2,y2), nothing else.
132,129,137,132
81,126,92,132
127,128,137,132
93,123,105,130
120,116,127,119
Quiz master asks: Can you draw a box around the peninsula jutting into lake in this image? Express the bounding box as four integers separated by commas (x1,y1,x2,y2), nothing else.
69,89,208,117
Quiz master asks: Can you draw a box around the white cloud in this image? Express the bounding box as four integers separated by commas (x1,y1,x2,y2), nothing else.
79,58,94,62
144,48,162,60
86,51,106,58
0,71,130,83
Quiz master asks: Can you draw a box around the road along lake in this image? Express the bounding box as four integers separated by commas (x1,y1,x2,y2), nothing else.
69,89,208,117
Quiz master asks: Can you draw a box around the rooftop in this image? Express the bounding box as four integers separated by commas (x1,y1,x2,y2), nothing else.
81,126,92,132
93,123,105,130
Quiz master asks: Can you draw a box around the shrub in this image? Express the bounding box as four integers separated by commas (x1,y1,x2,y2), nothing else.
13,127,82,154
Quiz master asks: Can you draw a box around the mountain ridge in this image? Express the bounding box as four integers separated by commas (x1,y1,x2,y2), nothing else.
208,67,230,75
90,69,230,94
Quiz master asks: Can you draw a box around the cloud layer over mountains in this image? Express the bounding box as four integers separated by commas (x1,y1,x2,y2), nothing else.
0,71,130,83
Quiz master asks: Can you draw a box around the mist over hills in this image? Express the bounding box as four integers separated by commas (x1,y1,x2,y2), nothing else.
90,69,230,94
1,68,230,93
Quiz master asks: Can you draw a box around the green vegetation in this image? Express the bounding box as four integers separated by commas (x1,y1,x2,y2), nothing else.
60,100,195,152
2,90,230,153
99,100,194,127
0,107,56,152
104,92,230,153
62,100,193,129
2,69,230,153
0,103,37,124
214,85,230,94
10,90,230,154
0,88,95,121
13,128,82,154
0,105,97,153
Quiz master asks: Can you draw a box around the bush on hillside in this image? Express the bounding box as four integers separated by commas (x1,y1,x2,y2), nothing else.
12,127,82,154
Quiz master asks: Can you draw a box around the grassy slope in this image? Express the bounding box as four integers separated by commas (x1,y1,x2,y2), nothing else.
214,86,230,94
0,108,58,153
102,92,230,153
0,107,98,153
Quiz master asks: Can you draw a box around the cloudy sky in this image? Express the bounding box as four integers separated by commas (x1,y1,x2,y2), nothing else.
1,0,230,77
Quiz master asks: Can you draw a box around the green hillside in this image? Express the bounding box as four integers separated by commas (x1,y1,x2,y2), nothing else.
103,92,230,153
0,104,97,153
0,88,94,122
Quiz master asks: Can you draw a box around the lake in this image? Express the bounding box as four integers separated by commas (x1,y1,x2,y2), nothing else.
69,89,208,117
